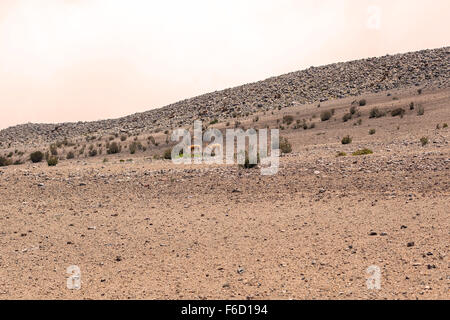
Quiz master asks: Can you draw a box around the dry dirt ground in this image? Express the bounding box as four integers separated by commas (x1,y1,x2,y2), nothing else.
0,87,449,299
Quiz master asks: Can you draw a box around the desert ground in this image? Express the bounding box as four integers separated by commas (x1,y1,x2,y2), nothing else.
0,86,449,299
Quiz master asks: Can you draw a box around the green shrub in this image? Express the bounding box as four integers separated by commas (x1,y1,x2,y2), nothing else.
369,107,386,119
352,148,373,156
47,157,58,166
107,142,121,154
163,149,172,160
342,113,352,122
443,123,448,128
341,135,352,145
320,111,332,121
120,135,127,142
409,102,415,110
336,152,347,157
30,151,44,163
350,106,357,114
420,137,429,146
391,108,405,117
359,99,367,106
369,129,376,135
210,119,219,125
280,137,292,154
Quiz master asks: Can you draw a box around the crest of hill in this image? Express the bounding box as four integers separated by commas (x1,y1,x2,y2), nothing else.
1,46,449,146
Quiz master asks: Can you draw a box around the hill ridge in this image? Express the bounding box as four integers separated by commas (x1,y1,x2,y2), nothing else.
1,46,448,146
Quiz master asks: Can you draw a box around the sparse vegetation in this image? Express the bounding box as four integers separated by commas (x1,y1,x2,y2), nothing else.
66,151,75,159
341,135,352,145
420,137,429,146
443,123,448,128
47,157,58,166
336,152,347,157
280,137,292,154
320,111,332,121
391,108,405,117
409,102,415,110
350,106,357,114
120,135,127,142
107,142,121,154
30,151,44,163
359,99,366,106
352,148,373,156
369,129,376,135
210,119,219,125
369,107,386,119
342,113,352,122
163,149,172,160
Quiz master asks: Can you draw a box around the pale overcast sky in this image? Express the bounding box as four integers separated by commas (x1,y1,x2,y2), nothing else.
0,0,449,129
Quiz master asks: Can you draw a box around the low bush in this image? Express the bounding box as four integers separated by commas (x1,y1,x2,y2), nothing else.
341,135,352,145
342,113,352,122
47,157,58,166
369,129,376,135
420,137,429,146
280,137,292,154
359,99,367,106
352,148,373,156
369,107,386,119
30,151,44,163
163,149,172,160
320,111,332,121
66,151,75,159
107,142,121,154
336,152,347,157
391,108,405,117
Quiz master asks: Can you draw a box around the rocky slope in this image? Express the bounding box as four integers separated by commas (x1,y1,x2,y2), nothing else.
1,47,449,147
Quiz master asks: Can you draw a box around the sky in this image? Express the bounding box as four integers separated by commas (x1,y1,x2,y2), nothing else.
0,0,449,129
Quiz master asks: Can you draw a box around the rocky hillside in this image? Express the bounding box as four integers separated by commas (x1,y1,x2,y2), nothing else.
1,47,448,146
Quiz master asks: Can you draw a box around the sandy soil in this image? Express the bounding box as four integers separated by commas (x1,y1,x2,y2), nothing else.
0,88,449,299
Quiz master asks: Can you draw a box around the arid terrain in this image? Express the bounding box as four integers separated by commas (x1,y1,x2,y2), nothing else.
0,48,449,300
